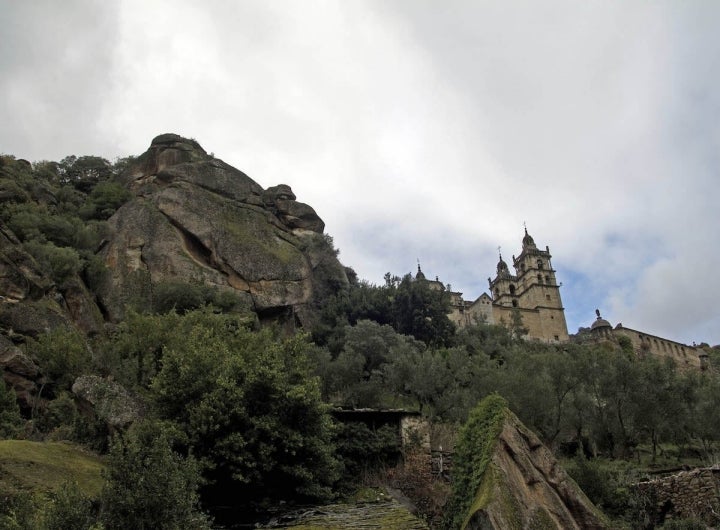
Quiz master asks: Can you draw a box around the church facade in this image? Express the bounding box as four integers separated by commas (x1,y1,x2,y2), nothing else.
418,229,569,343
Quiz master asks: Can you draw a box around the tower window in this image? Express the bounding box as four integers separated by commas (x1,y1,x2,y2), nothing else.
512,299,518,307
546,294,551,300
509,284,516,295
537,259,544,269
554,335,559,341
537,274,542,283
545,275,550,284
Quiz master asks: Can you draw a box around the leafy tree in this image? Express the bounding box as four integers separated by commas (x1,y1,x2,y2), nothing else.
40,481,95,530
30,327,91,392
23,241,82,285
391,274,456,347
100,421,211,530
80,181,131,220
148,315,340,515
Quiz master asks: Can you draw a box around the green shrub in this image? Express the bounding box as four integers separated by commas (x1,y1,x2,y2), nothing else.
39,481,96,530
334,422,402,482
441,394,508,530
0,379,23,439
100,421,211,530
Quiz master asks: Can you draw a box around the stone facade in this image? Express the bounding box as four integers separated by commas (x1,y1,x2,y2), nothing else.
418,229,570,343
587,312,707,370
635,467,720,525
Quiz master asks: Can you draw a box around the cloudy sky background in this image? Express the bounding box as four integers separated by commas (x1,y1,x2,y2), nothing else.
2,1,718,344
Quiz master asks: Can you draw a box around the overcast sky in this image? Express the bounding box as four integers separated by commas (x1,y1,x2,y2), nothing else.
2,1,718,345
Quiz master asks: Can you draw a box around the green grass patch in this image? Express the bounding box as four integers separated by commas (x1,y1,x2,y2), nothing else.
0,440,105,498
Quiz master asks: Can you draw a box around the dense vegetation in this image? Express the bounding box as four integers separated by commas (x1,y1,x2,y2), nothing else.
1,153,720,528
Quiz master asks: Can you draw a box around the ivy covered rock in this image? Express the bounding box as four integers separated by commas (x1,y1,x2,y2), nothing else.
443,395,608,530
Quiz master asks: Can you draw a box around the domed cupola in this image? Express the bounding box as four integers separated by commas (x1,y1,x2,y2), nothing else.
496,254,510,277
590,309,613,338
522,226,537,250
415,263,426,280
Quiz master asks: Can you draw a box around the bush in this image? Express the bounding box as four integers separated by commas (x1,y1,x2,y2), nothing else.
0,378,23,438
334,422,402,482
30,328,91,392
152,281,206,314
39,482,96,530
100,421,211,530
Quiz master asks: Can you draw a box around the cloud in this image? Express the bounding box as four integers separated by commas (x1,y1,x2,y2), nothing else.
1,0,718,344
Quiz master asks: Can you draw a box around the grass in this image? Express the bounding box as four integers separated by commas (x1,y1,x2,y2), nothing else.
0,440,105,499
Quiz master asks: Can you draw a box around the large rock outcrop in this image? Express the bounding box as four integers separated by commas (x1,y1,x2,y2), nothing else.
99,133,346,324
447,395,607,530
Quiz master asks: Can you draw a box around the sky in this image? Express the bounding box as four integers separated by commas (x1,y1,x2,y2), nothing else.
1,1,718,345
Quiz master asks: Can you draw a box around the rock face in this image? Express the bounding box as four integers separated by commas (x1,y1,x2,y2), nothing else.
99,133,346,324
451,396,607,530
0,335,42,412
72,375,141,430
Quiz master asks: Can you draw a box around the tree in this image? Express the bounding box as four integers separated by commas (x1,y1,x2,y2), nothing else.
391,274,456,347
148,315,339,516
100,421,211,530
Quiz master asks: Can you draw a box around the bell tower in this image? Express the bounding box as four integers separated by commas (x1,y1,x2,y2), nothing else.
489,228,569,342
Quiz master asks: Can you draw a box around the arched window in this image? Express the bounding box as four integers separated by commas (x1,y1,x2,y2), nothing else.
537,259,544,269
512,299,518,307
509,284,516,295
495,288,500,298
545,275,550,284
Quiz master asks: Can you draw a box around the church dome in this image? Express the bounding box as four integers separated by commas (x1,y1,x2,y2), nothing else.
522,227,536,249
590,309,612,330
496,255,510,276
415,264,426,280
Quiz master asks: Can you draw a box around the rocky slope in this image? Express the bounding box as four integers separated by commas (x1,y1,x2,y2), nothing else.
452,396,607,530
99,133,347,325
1,134,348,407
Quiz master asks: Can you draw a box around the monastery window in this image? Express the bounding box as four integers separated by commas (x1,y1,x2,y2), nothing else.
537,259,544,269
545,294,551,301
550,315,554,319
512,299,518,307
509,284,516,295
495,288,500,298
537,274,542,283
554,335,559,341
545,275,550,284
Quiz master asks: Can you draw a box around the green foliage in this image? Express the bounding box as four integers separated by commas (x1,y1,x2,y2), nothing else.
100,421,210,530
82,181,131,220
391,274,456,347
152,281,247,315
660,518,707,530
29,328,90,392
147,312,340,514
23,241,81,285
442,394,507,530
0,379,23,439
0,491,39,530
334,422,402,482
39,481,96,530
152,281,206,314
565,453,629,517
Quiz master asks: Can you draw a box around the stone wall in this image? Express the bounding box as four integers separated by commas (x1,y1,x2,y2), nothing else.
635,467,720,524
614,325,705,370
